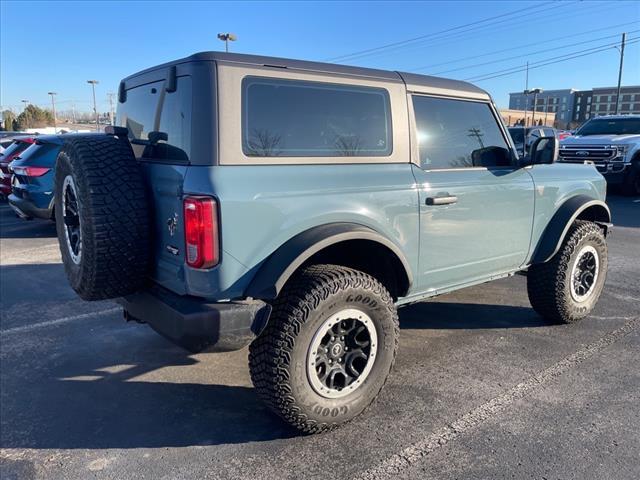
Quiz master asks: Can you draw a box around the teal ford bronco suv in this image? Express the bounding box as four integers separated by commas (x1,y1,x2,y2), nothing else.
54,52,611,433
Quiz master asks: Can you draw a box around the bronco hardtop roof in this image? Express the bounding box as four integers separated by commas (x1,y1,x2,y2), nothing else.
122,51,490,100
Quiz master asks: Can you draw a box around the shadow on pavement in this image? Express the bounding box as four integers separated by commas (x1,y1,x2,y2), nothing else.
1,329,300,450
400,300,551,329
0,204,57,239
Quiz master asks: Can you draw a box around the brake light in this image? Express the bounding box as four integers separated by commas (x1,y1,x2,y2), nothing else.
11,166,50,177
183,196,219,269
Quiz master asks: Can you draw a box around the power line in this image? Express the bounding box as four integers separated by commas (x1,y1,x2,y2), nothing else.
410,20,640,72
428,29,640,76
326,1,558,62
467,37,640,82
330,0,622,68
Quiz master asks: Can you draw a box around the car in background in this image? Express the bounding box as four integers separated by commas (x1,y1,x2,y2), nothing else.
8,135,62,219
0,136,36,199
559,115,640,195
507,126,557,157
557,130,572,141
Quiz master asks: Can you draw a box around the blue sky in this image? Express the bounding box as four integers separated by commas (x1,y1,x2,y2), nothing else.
1,0,639,114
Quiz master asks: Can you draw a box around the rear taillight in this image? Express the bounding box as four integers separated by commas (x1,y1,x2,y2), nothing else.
183,196,219,269
11,166,51,177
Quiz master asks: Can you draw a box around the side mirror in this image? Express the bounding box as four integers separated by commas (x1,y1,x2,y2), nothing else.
529,136,558,165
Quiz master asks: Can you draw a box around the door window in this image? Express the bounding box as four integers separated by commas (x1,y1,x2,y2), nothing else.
412,96,511,169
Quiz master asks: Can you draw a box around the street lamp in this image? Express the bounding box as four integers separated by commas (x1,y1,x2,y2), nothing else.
217,33,237,52
87,80,99,130
48,92,57,133
21,99,29,110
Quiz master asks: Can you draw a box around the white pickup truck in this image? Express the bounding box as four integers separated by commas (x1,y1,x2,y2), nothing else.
559,115,640,195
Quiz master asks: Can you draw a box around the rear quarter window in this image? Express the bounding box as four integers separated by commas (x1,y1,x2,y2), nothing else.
241,77,392,157
117,77,192,162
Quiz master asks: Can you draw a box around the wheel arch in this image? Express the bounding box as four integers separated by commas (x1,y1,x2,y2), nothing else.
245,223,413,300
531,195,611,264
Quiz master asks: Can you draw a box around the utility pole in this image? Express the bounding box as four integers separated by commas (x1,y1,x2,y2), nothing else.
71,101,77,124
107,92,115,125
614,32,626,115
87,80,99,130
523,61,529,127
48,92,57,133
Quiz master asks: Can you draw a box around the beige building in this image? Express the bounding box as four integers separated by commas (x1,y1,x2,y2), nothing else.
499,109,556,128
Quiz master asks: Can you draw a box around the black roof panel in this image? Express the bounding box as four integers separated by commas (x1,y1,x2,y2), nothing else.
122,51,489,97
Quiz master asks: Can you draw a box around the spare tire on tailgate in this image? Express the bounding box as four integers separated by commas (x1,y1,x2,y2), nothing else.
54,135,151,300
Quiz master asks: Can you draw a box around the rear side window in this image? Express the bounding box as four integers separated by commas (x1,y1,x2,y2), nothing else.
242,77,392,157
413,96,510,170
117,77,192,162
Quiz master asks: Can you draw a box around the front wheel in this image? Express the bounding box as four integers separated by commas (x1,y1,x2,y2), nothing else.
527,220,608,323
249,264,399,433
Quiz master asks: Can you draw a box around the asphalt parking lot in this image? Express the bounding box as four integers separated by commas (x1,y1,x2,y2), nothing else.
0,195,638,480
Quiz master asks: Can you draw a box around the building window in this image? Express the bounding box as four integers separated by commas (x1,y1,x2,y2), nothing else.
622,103,630,112
587,96,592,104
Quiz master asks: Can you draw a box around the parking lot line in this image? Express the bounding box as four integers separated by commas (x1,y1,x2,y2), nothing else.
0,307,120,336
0,242,60,264
357,316,640,480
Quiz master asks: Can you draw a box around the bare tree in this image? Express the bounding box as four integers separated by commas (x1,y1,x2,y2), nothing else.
334,135,361,156
246,129,282,156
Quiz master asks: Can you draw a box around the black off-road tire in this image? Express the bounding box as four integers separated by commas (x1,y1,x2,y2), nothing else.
527,220,607,323
249,264,399,433
54,136,150,300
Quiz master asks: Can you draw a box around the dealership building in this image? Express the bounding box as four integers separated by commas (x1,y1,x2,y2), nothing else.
509,85,640,128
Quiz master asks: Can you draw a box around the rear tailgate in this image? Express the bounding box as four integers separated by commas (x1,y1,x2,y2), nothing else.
140,163,188,294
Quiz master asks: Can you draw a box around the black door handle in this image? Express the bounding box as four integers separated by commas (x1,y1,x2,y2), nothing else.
426,195,458,206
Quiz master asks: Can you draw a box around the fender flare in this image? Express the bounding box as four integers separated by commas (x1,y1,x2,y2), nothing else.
531,195,611,264
245,222,413,300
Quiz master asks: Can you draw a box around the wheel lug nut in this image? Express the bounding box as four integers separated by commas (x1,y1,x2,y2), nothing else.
340,336,344,340
325,348,329,353
331,336,335,341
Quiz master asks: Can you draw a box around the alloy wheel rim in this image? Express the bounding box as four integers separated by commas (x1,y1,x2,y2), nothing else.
307,308,378,399
570,245,599,302
62,175,82,265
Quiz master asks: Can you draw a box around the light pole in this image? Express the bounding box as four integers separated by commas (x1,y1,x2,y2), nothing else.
217,33,237,52
107,92,115,125
87,80,99,130
21,99,29,110
48,91,57,133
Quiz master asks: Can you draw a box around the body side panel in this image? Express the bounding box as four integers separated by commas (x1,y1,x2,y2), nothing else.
183,163,420,301
525,163,607,265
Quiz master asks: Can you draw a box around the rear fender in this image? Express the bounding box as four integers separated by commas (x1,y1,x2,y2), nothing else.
245,223,413,300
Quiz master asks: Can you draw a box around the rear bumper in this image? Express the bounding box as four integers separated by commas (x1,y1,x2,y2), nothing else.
117,285,272,353
8,193,53,219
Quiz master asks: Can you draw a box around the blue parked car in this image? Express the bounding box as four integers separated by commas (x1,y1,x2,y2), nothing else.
8,135,63,220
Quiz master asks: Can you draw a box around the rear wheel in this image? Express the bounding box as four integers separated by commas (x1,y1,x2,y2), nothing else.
527,221,607,323
249,264,399,433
